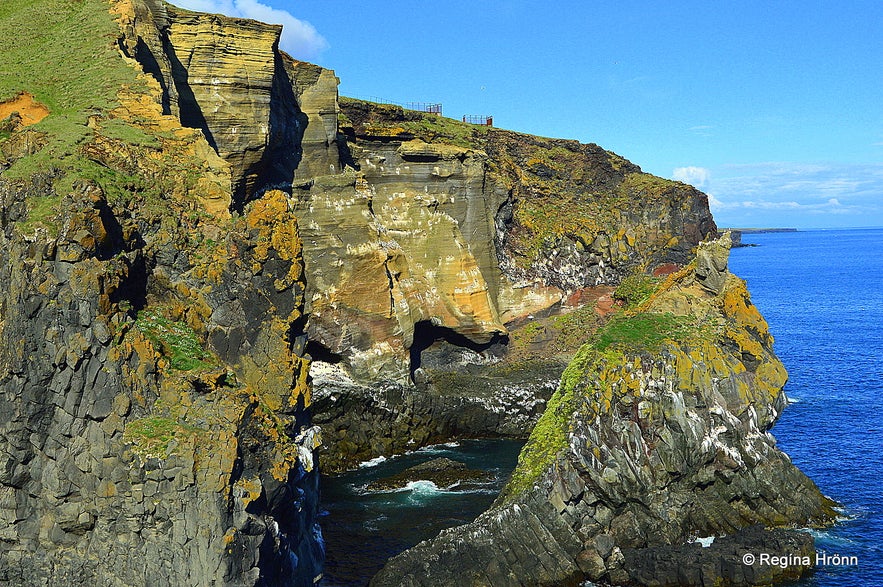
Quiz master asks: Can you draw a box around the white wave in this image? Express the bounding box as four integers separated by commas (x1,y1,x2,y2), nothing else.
403,480,443,499
358,455,388,468
787,397,802,404
801,528,857,547
415,441,461,454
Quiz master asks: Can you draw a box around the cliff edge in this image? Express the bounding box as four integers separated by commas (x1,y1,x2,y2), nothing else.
0,1,323,584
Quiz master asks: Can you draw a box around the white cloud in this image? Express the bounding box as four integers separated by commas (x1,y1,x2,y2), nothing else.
171,0,328,60
703,162,883,226
672,166,710,189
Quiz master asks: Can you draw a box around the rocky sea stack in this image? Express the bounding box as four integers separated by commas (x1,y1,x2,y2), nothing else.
0,1,832,585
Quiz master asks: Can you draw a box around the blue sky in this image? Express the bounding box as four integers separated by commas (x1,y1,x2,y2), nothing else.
173,1,883,229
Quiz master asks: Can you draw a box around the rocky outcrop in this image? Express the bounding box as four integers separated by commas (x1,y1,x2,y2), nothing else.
1,3,820,586
365,457,492,492
116,1,720,473
298,99,716,470
0,1,324,584
372,236,835,586
118,0,337,208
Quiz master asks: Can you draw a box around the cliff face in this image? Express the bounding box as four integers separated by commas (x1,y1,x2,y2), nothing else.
372,236,835,587
0,2,822,586
119,0,339,208
303,99,716,470
0,1,323,584
116,2,718,473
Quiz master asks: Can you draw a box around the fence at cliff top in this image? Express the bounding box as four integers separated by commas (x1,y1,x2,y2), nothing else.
352,96,443,115
462,115,493,126
404,102,442,115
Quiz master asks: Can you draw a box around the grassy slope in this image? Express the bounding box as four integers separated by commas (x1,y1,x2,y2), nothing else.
0,0,149,179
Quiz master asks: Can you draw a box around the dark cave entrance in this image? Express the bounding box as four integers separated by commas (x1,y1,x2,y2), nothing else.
408,320,507,379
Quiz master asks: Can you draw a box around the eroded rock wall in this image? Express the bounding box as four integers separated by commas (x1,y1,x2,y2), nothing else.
372,236,835,586
119,0,327,207
303,100,718,470
0,176,323,586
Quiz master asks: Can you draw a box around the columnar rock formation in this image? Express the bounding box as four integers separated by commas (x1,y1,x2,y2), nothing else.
1,1,324,584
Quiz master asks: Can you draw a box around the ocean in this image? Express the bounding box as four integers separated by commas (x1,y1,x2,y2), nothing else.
728,228,883,586
319,228,882,586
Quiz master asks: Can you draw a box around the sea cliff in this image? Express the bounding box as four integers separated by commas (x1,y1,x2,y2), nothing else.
372,236,835,586
0,1,830,585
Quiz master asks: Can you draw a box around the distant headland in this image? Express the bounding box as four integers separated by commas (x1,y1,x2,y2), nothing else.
721,228,798,247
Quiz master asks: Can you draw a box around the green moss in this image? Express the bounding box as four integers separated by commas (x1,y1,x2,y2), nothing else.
614,274,661,308
500,346,612,501
135,308,217,371
17,194,61,236
594,312,687,353
123,416,206,458
550,304,604,351
98,118,160,148
617,172,679,200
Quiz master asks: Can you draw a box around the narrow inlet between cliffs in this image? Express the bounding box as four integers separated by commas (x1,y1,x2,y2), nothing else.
318,439,524,586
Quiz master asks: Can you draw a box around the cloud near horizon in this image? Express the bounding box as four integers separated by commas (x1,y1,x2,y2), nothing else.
171,0,328,60
697,162,883,227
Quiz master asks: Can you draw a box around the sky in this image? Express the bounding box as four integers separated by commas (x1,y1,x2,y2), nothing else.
173,0,883,229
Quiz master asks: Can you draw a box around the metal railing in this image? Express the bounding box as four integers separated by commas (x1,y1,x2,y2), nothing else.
405,102,442,115
462,115,493,126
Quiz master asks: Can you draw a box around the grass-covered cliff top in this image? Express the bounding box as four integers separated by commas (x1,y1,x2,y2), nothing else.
0,0,150,174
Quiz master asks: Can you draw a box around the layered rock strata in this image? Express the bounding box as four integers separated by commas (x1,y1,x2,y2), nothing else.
117,1,720,472
298,99,718,469
118,0,339,207
372,236,836,586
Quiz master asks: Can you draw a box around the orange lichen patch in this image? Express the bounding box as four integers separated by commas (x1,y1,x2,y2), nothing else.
234,477,263,506
0,92,50,127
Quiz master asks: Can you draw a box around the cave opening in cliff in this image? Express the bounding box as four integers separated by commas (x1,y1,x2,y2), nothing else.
304,339,343,364
408,320,508,380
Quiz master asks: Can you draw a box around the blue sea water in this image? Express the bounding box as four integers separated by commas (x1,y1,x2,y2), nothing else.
728,228,883,586
320,228,882,586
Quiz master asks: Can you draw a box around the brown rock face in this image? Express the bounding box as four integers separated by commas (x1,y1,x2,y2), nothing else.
119,0,332,207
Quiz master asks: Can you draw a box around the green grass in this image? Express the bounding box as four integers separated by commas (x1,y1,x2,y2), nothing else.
593,312,688,353
500,346,612,501
17,194,61,236
0,0,154,202
135,308,217,372
123,416,206,458
0,0,142,115
614,273,661,308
